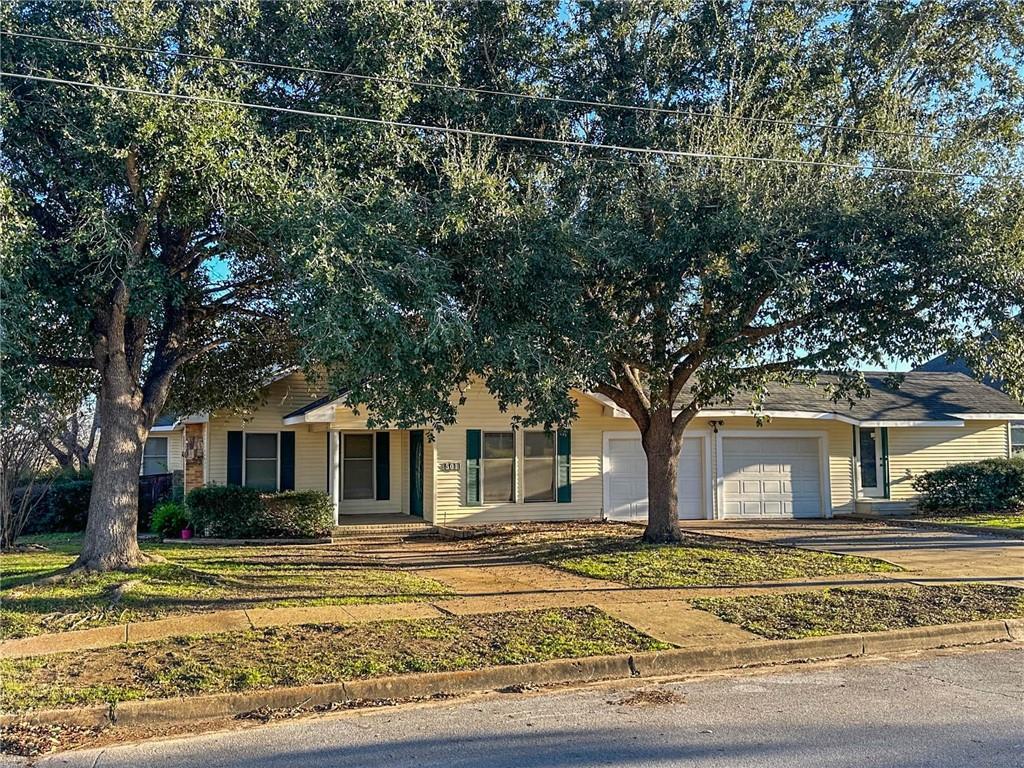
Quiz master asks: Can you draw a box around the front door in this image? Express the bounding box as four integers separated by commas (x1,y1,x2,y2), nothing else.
409,430,424,517
857,427,885,498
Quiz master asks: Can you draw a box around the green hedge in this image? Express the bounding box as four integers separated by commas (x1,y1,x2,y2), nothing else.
22,480,92,535
912,457,1024,515
185,486,333,538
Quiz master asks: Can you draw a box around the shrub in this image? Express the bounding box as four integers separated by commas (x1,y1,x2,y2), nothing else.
185,486,333,539
22,479,93,535
186,485,263,538
261,491,334,538
913,457,1024,516
151,501,190,538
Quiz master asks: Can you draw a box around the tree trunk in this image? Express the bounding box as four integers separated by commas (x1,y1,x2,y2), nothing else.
74,377,149,571
641,406,684,544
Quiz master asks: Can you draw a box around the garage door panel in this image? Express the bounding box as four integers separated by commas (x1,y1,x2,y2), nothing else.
605,435,706,521
721,436,823,519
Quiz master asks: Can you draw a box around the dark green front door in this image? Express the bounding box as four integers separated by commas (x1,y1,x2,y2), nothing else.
409,430,424,517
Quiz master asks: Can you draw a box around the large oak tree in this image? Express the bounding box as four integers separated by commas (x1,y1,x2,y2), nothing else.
296,0,1024,542
1,0,460,569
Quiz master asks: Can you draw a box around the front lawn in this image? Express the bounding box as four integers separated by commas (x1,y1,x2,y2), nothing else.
0,535,452,639
692,584,1024,639
0,607,669,712
472,523,899,587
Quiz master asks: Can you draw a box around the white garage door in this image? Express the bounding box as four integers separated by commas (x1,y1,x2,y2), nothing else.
721,437,823,519
604,435,705,521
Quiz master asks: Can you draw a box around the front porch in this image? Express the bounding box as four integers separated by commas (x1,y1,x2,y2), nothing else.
325,429,433,524
332,513,434,536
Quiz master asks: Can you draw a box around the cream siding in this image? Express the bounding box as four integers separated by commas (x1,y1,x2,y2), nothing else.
207,373,332,493
886,421,1011,501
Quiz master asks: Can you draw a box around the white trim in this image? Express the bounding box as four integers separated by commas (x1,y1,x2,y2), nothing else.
949,413,1024,421
329,431,340,523
698,409,861,426
715,429,832,520
149,424,183,433
241,431,281,491
601,429,713,520
858,419,964,428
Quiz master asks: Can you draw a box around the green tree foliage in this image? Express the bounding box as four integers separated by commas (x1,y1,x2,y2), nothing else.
0,0,459,568
296,1,1024,542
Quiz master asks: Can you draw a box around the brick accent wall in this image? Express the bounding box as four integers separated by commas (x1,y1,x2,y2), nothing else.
184,423,206,492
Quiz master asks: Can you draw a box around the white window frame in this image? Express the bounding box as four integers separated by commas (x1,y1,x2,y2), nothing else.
341,431,376,501
242,432,281,491
523,431,556,504
854,427,885,498
1011,423,1024,456
482,430,516,504
141,436,170,476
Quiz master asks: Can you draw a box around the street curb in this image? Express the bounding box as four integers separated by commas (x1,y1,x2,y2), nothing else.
2,620,1016,729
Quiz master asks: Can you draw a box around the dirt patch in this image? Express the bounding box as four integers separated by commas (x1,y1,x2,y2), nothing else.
610,688,685,707
0,607,670,712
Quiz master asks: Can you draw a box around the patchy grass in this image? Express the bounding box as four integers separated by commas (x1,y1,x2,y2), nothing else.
0,536,451,639
921,514,1024,532
0,607,668,712
469,523,899,587
692,584,1024,639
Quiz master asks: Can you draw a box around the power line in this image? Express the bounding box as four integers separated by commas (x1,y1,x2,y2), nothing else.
0,70,1009,181
0,28,949,142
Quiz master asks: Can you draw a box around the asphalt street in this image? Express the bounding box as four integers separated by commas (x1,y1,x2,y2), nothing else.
12,645,1024,768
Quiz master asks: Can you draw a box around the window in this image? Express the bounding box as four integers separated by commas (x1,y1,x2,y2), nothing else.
244,433,278,491
142,437,169,476
343,433,375,500
483,432,515,503
1012,424,1024,456
524,432,555,502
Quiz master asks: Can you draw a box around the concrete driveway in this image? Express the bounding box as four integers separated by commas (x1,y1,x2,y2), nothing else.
680,519,1024,587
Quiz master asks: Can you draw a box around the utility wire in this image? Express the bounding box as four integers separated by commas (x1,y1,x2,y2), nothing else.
0,29,949,142
0,70,1009,180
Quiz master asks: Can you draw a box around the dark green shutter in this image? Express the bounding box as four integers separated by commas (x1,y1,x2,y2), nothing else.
227,431,243,486
375,432,390,500
280,432,295,491
556,429,572,503
465,429,482,505
880,427,891,499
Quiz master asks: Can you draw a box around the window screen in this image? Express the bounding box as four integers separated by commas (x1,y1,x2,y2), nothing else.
483,432,515,503
142,437,169,476
343,433,375,499
523,432,555,502
244,433,278,491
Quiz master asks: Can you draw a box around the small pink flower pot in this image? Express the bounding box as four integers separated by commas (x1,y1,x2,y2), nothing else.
181,529,193,540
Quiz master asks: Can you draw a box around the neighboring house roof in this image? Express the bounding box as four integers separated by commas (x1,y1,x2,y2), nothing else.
913,353,1008,393
696,372,1024,424
152,413,179,429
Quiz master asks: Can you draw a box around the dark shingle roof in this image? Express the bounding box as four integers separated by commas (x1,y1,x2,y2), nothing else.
701,372,1024,421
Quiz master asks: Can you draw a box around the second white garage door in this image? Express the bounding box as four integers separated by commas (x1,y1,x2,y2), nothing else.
721,436,823,518
604,435,706,521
